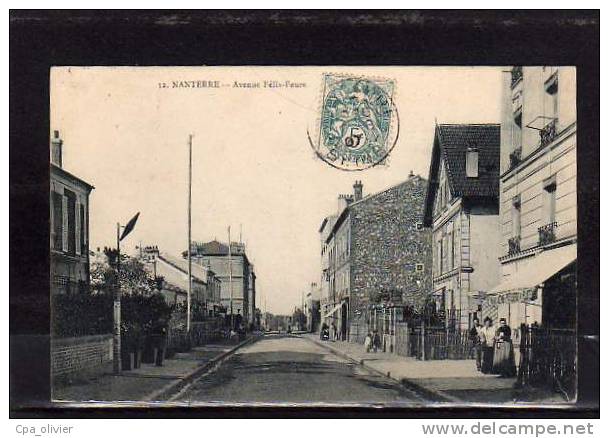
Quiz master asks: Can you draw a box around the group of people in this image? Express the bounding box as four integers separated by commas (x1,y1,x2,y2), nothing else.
320,322,341,341
363,330,382,353
469,317,517,377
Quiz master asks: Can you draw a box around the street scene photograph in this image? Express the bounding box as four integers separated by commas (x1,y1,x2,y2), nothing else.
48,65,578,407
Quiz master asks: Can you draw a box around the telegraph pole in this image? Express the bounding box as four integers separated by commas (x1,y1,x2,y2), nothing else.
187,134,193,333
228,226,233,329
113,223,122,374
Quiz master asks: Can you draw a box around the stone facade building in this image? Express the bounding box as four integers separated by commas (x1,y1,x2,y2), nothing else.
188,240,256,326
50,131,94,295
485,66,577,330
423,124,502,331
320,176,432,342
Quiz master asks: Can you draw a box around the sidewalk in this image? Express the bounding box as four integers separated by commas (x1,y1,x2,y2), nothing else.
304,334,564,404
53,337,258,404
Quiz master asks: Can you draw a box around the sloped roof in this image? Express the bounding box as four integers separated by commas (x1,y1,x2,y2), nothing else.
193,240,229,254
423,124,500,225
157,253,211,285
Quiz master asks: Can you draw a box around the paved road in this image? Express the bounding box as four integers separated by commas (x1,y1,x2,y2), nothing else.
174,334,423,405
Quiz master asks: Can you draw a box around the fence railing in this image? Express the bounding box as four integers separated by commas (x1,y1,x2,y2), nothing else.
394,323,473,360
517,326,577,401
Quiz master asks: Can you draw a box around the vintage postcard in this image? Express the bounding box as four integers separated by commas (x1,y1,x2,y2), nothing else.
49,65,577,407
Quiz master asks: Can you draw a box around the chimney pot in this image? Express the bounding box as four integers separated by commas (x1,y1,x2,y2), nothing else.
353,180,363,201
51,130,63,168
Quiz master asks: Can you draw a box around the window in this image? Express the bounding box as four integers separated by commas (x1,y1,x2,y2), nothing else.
511,195,521,237
65,190,76,255
543,176,557,225
52,191,63,250
466,148,479,178
80,203,86,253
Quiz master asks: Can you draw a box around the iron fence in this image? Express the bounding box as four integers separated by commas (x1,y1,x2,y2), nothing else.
517,326,576,401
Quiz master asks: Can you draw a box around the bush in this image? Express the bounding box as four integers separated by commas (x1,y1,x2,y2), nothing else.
51,292,114,338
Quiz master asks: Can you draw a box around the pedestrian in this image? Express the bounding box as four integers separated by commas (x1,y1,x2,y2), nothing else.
492,318,517,377
479,317,495,374
331,322,337,341
364,332,372,353
320,322,328,340
372,330,381,353
469,318,483,371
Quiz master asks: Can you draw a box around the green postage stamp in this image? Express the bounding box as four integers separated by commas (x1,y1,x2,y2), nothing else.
313,74,398,171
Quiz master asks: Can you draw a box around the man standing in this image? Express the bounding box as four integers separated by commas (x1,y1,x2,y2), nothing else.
469,318,483,371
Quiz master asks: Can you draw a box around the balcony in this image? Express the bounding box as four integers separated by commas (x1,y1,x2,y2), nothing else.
540,119,557,147
508,236,521,255
510,66,523,88
538,222,558,246
509,146,522,169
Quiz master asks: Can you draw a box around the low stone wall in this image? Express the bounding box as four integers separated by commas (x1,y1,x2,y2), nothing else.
51,334,113,378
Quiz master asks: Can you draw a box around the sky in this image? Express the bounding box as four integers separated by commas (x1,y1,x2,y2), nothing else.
51,66,502,314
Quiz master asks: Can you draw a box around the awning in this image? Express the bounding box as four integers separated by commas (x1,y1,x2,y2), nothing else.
323,303,342,319
489,244,577,296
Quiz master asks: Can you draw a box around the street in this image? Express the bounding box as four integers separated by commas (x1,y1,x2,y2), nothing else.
174,335,424,405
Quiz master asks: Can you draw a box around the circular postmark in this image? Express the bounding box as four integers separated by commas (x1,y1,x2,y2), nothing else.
308,74,399,171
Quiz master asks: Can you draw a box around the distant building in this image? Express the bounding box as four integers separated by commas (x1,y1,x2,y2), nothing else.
50,131,94,295
305,282,321,333
188,240,256,325
485,66,577,330
423,123,502,331
140,246,222,314
320,177,432,342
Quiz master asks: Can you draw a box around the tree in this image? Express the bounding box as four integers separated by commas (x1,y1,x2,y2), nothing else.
90,248,158,296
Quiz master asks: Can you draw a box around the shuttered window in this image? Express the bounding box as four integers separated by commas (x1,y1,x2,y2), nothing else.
52,191,63,250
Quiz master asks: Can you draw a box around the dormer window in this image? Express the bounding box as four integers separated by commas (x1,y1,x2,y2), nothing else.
466,148,479,178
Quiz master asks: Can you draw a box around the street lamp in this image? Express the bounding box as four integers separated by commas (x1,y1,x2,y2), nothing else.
112,212,140,375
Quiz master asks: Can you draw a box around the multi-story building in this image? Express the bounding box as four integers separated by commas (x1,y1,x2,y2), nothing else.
140,246,222,313
485,66,577,330
189,240,256,326
423,124,502,331
304,282,321,333
50,131,94,295
319,176,432,342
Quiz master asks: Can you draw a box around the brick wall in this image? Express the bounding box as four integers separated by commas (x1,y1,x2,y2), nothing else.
51,334,113,378
350,176,433,316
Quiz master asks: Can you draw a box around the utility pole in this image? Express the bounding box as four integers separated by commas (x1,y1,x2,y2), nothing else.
187,134,193,333
228,226,233,329
113,223,122,375
111,212,139,375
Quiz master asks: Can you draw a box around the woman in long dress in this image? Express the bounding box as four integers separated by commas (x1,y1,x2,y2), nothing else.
492,318,517,377
479,317,495,374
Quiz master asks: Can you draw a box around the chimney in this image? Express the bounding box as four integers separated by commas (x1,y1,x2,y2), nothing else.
353,180,363,201
409,170,414,178
51,130,63,168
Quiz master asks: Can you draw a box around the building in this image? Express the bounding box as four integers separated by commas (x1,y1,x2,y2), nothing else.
50,130,94,295
423,123,502,331
304,282,321,333
189,240,256,326
319,176,432,342
484,66,577,330
139,246,222,314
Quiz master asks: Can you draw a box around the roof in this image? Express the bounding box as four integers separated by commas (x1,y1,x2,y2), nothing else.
423,124,500,226
51,163,95,191
193,240,229,254
156,253,212,285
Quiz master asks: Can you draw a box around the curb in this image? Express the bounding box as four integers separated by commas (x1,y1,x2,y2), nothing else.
302,335,457,403
142,334,262,402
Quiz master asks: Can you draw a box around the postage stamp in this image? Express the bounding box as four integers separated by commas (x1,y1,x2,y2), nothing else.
311,74,398,171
